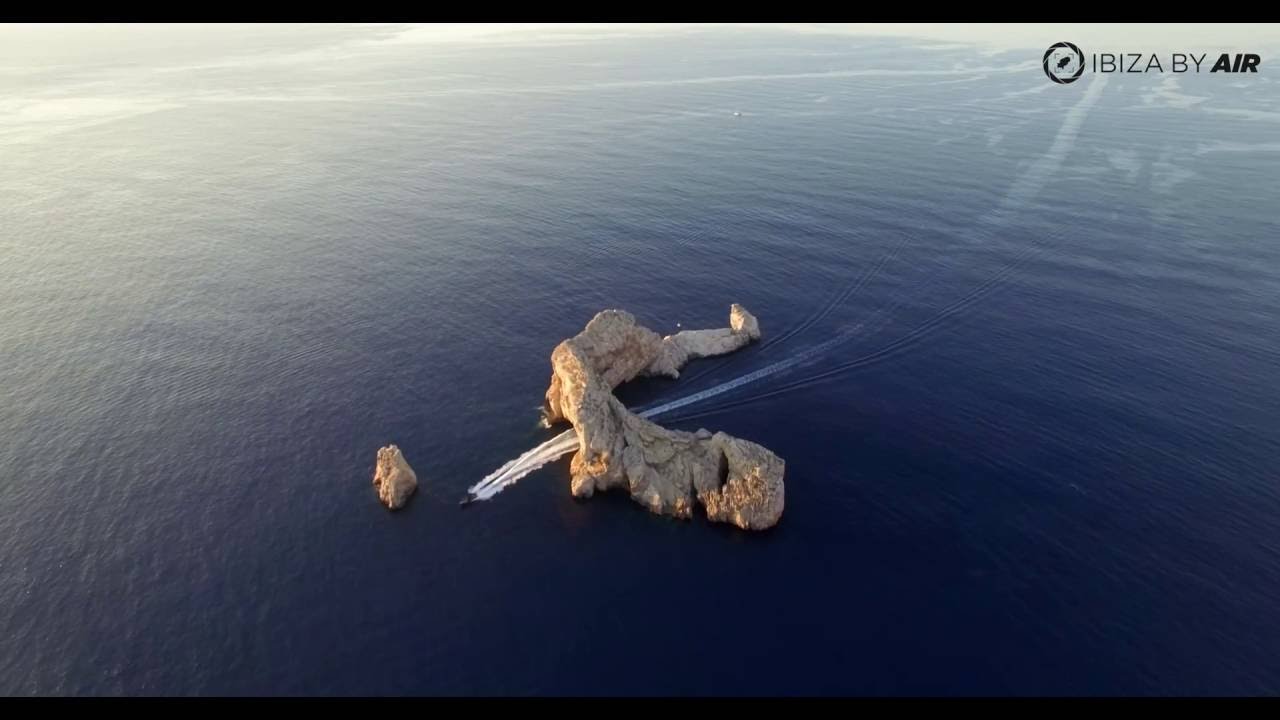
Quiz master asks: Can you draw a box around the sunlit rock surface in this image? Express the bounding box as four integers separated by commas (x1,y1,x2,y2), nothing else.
542,306,784,530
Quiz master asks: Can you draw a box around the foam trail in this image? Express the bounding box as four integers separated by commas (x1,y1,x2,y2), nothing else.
466,79,1107,504
468,429,578,501
680,233,911,388
466,229,1046,502
466,322,876,501
655,80,1109,424
662,234,1057,424
463,230,1027,502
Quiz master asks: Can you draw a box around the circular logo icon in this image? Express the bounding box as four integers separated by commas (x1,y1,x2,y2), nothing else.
1043,42,1085,84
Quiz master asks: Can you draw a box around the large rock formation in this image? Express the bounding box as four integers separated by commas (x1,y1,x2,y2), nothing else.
542,305,784,530
373,444,418,510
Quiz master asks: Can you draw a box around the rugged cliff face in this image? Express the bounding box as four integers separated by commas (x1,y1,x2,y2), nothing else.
542,306,784,530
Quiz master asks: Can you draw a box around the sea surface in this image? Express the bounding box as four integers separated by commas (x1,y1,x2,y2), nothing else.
3,25,1280,695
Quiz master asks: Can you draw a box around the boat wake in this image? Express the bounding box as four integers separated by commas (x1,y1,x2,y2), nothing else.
464,76,1105,505
463,227,1048,504
465,428,578,503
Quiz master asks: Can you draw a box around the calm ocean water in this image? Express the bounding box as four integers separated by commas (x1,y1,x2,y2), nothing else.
3,25,1280,695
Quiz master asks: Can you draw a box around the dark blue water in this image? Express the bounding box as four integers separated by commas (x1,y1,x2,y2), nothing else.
3,26,1280,695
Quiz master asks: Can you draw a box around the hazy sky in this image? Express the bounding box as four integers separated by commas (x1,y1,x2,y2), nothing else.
777,23,1280,53
2,23,1275,149
2,23,1278,69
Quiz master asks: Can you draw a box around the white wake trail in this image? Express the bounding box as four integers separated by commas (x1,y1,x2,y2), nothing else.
466,78,1110,504
467,429,579,501
465,324,867,502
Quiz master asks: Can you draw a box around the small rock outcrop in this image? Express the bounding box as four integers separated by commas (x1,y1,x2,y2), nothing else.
542,305,784,530
373,444,418,510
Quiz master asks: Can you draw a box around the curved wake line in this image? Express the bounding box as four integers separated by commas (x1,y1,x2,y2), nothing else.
468,233,1058,501
663,234,1056,425
466,249,968,503
466,229,1056,502
466,230,1045,502
658,86,1113,425
679,233,911,388
466,78,1107,504
665,228,1057,419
